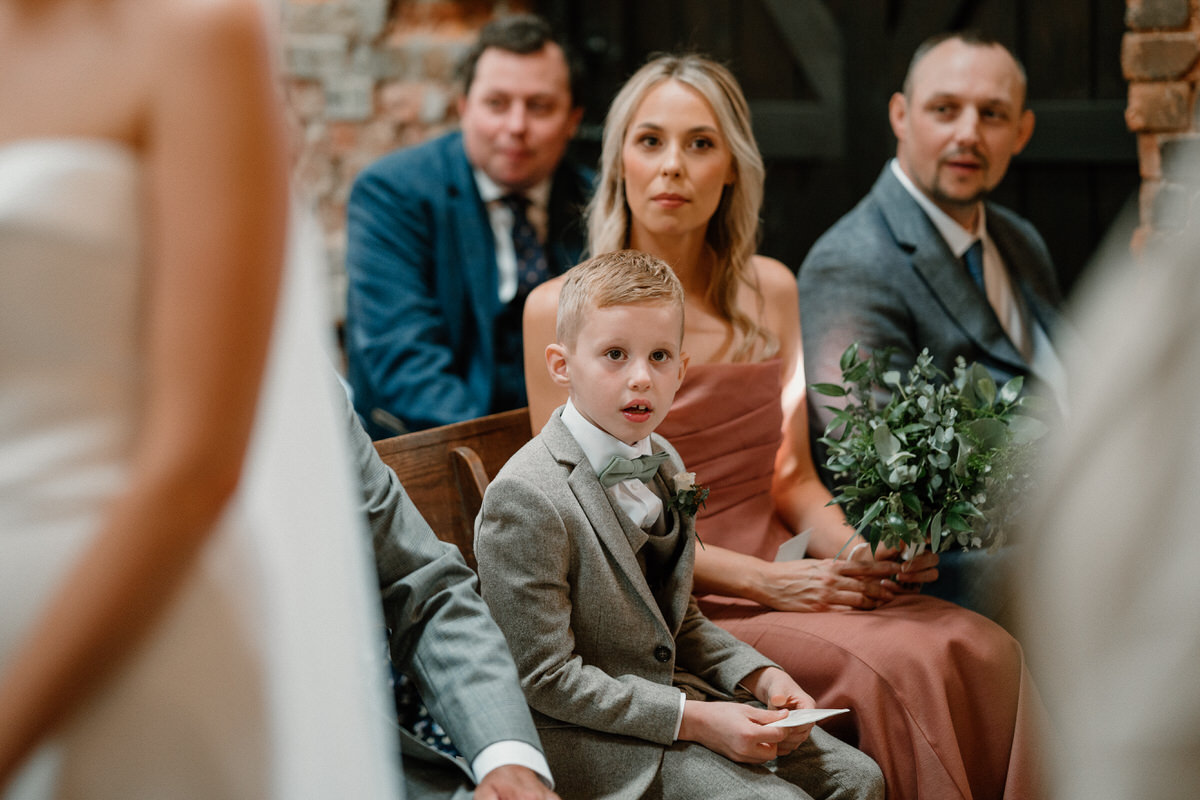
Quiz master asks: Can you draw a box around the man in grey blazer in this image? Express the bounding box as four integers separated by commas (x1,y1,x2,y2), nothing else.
798,32,1065,620
340,382,558,799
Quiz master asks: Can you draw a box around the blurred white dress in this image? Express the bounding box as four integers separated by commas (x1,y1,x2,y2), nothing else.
0,139,401,799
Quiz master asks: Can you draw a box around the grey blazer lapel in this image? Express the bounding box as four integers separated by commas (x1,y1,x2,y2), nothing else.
543,415,674,639
875,170,1027,371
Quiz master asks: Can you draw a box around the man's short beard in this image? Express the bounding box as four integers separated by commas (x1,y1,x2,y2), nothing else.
931,183,988,210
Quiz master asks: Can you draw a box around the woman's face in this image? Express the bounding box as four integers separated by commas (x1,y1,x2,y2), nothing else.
621,79,735,245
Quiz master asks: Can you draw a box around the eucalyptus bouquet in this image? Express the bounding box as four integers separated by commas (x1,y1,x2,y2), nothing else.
811,343,1047,555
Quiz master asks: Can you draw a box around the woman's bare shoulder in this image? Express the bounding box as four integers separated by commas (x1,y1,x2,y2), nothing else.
749,254,799,310
122,0,271,74
526,273,568,318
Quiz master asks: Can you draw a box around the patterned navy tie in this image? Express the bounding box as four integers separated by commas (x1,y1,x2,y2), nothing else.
502,194,549,297
963,240,985,292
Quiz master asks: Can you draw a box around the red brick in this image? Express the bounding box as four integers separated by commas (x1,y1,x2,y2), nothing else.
1122,32,1200,80
1138,132,1164,179
1126,0,1191,31
1160,136,1200,181
1126,81,1193,131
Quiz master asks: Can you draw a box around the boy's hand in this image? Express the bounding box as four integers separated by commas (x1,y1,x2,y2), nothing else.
474,765,559,800
737,667,816,751
678,700,791,763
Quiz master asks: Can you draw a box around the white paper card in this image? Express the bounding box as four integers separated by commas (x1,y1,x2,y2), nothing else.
775,529,812,561
766,708,850,728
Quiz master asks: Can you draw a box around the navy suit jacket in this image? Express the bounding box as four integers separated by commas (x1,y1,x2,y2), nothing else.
345,131,592,437
798,165,1064,475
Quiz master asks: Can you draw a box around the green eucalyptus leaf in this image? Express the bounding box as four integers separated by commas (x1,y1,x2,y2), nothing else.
856,498,886,533
946,511,971,531
873,424,899,462
930,510,944,552
963,418,1008,450
1008,414,1049,445
839,342,860,372
971,365,997,407
997,375,1024,405
811,382,848,397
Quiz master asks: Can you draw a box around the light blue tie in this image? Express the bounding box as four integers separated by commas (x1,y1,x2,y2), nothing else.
597,452,670,488
963,240,985,292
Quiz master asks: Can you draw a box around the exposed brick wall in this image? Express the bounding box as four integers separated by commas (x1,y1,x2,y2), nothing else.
279,0,532,317
1124,0,1200,252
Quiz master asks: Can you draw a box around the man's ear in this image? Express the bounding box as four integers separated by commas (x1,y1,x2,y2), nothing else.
678,350,690,384
887,91,908,143
546,343,571,388
566,105,585,140
1012,108,1036,155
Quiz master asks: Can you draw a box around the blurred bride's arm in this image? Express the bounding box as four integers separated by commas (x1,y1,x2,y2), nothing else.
0,0,288,781
522,276,570,434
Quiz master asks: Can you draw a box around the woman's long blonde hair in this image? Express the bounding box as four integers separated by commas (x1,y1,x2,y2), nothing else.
587,53,774,360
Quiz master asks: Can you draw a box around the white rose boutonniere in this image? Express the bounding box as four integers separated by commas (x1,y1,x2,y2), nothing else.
668,471,710,521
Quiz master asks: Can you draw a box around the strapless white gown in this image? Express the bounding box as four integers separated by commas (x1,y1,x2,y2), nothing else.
0,139,401,799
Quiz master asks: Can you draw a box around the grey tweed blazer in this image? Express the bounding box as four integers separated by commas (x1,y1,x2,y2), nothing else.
474,409,776,799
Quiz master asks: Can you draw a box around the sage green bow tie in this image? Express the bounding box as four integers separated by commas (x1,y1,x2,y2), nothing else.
597,452,670,488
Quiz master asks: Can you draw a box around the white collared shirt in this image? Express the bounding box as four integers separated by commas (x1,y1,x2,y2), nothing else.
472,741,553,789
559,400,664,529
472,169,552,304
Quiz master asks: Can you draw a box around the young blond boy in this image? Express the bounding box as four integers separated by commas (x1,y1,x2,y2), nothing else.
475,250,883,799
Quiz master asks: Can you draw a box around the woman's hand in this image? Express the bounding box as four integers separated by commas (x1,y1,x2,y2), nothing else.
758,557,903,612
847,541,940,587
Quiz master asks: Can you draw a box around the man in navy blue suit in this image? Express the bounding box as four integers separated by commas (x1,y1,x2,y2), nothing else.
345,14,592,437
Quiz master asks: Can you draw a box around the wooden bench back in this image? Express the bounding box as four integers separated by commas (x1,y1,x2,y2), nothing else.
373,408,532,570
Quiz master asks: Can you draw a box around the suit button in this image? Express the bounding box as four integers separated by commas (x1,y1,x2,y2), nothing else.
654,645,671,663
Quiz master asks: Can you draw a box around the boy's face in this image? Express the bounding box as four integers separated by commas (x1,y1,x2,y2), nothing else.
547,301,688,446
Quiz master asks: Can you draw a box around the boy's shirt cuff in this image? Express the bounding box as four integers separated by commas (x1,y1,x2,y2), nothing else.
472,741,554,789
673,690,686,740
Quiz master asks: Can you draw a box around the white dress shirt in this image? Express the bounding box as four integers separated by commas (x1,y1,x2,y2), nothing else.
472,169,551,304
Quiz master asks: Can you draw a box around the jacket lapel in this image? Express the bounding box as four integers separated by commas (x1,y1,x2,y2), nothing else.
542,415,673,638
648,466,695,635
446,135,499,350
874,169,1027,373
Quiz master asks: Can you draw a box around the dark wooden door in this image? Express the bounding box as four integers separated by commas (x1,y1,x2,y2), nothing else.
542,0,1137,296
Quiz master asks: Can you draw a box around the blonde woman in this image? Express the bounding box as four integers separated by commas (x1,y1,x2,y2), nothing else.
523,54,1045,800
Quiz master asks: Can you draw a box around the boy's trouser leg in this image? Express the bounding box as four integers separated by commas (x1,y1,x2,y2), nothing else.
649,741,815,800
773,726,885,800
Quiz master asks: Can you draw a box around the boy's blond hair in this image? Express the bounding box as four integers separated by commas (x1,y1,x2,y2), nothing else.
556,249,685,349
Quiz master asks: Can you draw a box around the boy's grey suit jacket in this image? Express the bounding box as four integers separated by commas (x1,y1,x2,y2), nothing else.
475,408,776,799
